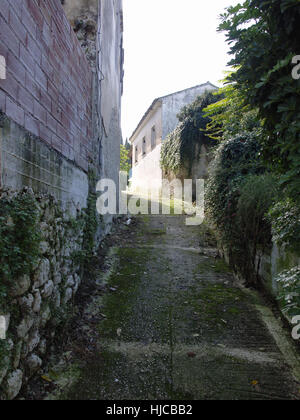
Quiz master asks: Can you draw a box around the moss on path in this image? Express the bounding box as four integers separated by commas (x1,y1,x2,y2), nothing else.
45,215,300,400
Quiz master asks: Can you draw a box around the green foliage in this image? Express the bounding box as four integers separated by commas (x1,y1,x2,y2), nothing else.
269,198,300,253
218,0,300,200
160,122,187,174
206,134,279,285
206,134,265,239
0,192,41,310
120,144,131,174
204,81,262,141
160,91,220,174
277,266,300,318
176,91,222,124
237,173,279,252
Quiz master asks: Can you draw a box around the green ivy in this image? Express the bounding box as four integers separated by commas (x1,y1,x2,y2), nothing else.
0,191,41,312
205,134,279,285
160,91,220,175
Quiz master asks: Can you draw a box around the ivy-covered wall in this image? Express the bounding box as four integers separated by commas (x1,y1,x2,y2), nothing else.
160,92,220,200
0,187,87,400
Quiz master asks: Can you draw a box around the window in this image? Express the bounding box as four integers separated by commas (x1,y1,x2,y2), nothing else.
142,137,146,156
135,146,138,163
151,126,156,149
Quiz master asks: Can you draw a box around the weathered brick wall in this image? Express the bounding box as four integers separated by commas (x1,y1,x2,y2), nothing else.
0,0,124,399
0,0,93,173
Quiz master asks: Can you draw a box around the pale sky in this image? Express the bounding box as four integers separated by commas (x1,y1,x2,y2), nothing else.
121,0,240,141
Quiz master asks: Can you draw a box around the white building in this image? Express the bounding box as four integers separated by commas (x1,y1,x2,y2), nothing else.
129,82,217,192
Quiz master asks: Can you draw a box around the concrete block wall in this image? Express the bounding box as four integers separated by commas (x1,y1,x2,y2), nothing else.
0,115,89,215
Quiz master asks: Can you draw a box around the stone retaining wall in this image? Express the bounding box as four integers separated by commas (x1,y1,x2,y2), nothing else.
0,187,84,399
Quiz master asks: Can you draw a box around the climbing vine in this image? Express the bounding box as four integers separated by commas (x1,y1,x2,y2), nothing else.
160,91,221,175
0,190,41,312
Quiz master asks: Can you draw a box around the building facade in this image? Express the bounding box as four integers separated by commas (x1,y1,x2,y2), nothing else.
129,82,217,192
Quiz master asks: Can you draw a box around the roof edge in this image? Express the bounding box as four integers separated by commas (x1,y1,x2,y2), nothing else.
129,82,218,142
129,98,162,142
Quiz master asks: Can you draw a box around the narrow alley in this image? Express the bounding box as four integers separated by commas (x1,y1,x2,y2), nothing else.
37,214,300,401
1,0,300,404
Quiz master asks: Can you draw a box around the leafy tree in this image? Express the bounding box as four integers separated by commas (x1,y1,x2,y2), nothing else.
120,144,131,173
124,138,131,151
218,0,300,200
204,80,262,141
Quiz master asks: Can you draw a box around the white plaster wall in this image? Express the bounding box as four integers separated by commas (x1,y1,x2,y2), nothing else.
129,84,217,193
130,103,162,192
99,0,123,136
63,0,124,207
97,0,123,208
130,144,163,192
131,102,162,165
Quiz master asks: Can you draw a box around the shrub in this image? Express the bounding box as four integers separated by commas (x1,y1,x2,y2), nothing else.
120,144,131,174
236,174,279,280
206,134,279,285
206,133,265,238
237,174,278,247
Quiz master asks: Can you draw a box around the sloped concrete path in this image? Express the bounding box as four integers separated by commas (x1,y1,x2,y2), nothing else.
48,215,300,400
